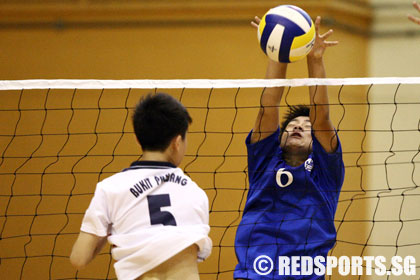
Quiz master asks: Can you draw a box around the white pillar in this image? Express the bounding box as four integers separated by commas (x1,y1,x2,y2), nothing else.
366,1,420,278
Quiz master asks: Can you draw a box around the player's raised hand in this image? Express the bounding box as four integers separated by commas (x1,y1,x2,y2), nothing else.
307,16,338,60
251,16,261,29
408,1,420,25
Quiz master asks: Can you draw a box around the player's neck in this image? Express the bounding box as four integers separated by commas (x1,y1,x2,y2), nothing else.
283,151,308,167
141,151,175,166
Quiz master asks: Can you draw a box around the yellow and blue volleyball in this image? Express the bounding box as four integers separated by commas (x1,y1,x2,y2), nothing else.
258,5,316,63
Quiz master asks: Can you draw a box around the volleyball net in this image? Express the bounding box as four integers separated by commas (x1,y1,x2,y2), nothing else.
0,78,420,279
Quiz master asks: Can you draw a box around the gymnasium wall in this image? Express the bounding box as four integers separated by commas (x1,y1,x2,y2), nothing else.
365,0,420,271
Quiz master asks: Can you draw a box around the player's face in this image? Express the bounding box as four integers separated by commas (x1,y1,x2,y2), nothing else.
280,116,312,153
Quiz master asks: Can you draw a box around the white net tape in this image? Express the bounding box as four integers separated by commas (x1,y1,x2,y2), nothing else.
1,77,420,90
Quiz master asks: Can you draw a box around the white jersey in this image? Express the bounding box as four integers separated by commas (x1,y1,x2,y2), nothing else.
80,161,212,280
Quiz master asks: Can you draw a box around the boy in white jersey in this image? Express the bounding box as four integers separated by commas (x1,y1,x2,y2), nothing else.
70,93,212,280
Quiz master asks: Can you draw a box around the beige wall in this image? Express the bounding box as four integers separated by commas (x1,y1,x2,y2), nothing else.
0,19,366,81
365,1,420,277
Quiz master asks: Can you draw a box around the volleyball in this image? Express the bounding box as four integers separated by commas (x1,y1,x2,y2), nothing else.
257,5,316,63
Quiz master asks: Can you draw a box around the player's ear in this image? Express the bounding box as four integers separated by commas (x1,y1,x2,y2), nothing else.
172,134,183,152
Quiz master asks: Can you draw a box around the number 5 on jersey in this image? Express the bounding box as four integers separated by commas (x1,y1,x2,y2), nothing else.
147,194,177,226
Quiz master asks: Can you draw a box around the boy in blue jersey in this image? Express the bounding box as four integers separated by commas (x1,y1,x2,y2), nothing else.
234,16,344,280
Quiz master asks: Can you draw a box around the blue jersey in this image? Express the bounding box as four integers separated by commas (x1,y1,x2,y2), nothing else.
234,128,344,280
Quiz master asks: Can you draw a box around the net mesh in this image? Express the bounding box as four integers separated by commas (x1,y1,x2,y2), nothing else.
0,78,420,279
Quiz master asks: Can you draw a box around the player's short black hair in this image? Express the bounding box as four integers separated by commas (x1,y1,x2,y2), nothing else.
132,93,192,151
280,105,310,137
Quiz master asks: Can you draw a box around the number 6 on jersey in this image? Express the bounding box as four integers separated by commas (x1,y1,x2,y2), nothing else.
276,168,293,188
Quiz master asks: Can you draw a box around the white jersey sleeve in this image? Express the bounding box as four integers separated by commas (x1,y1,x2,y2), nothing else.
80,161,212,280
80,183,110,237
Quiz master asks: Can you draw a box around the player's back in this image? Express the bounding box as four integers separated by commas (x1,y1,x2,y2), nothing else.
101,161,208,233
83,160,211,279
137,244,199,280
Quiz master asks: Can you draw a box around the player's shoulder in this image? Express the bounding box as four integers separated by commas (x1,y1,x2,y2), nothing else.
311,132,343,159
171,168,205,193
187,177,207,197
167,169,208,200
97,161,205,195
95,161,175,190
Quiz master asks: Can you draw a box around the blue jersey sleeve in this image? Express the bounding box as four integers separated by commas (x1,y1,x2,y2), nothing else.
246,128,281,184
311,132,345,207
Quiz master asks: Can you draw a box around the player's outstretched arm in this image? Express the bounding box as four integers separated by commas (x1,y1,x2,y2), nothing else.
408,1,420,25
307,16,339,153
250,17,288,144
70,231,107,269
